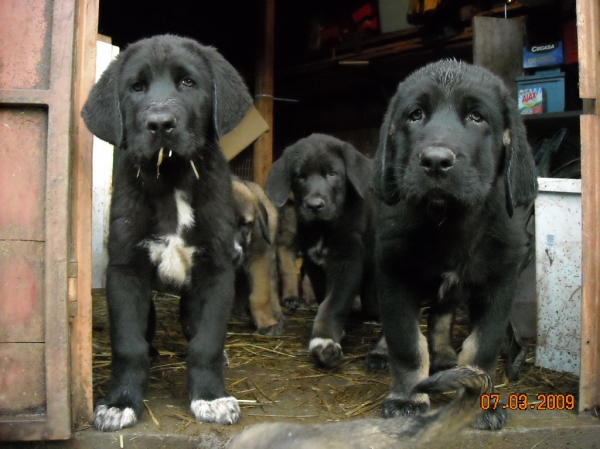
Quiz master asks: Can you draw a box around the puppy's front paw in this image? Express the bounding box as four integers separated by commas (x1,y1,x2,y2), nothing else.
190,396,240,425
94,404,137,432
471,405,508,430
309,337,343,368
382,397,429,418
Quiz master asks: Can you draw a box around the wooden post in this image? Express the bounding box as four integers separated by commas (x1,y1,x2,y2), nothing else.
70,0,98,425
473,16,526,99
577,0,600,414
253,0,275,187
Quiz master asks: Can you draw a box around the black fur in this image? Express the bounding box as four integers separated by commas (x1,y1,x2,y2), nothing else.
373,60,537,430
82,35,253,431
265,134,379,368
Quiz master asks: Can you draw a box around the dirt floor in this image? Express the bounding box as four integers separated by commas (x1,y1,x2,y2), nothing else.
6,291,599,449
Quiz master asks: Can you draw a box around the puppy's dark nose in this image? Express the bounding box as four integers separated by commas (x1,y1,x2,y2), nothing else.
146,112,176,135
420,147,456,174
306,198,325,212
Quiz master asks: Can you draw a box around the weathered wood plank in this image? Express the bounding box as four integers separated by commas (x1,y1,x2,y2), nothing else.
577,0,600,414
0,344,46,414
0,241,45,343
576,0,599,103
473,16,525,99
69,0,99,426
580,114,600,413
253,0,275,187
0,108,47,241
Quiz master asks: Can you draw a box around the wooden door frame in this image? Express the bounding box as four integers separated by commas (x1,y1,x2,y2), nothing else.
69,0,99,427
66,0,600,426
0,0,76,440
577,0,600,413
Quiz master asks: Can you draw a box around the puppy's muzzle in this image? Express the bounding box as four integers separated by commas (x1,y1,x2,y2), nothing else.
419,147,456,175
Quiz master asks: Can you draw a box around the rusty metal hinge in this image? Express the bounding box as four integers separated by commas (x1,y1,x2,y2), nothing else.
68,259,78,318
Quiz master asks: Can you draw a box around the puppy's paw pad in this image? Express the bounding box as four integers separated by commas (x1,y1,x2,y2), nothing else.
191,396,240,425
365,352,388,373
471,405,508,430
382,398,429,418
309,337,343,368
94,405,137,432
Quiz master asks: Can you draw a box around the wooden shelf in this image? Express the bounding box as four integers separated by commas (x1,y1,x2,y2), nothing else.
522,111,583,121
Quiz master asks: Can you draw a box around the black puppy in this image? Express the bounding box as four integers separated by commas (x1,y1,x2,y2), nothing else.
265,134,379,368
82,35,252,431
372,60,537,429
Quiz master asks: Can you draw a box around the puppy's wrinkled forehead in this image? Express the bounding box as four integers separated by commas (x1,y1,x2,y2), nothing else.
398,60,505,117
120,40,211,87
291,142,344,175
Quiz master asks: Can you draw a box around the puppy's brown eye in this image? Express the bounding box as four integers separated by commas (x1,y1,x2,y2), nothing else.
327,171,336,177
469,111,484,123
181,77,195,87
131,81,144,92
409,109,423,122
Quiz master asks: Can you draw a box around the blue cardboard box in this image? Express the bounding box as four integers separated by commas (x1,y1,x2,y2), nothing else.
516,69,565,113
524,42,564,68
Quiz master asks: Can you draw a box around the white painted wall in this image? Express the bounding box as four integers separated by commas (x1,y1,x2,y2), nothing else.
92,40,119,289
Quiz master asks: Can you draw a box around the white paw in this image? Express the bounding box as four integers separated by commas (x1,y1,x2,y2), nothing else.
94,405,137,432
309,337,344,367
190,396,240,425
309,337,340,352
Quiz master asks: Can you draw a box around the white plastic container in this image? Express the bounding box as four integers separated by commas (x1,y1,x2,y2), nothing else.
535,178,582,375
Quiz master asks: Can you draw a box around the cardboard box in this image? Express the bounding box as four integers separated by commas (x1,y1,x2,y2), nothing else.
516,69,565,113
518,87,544,115
523,41,564,68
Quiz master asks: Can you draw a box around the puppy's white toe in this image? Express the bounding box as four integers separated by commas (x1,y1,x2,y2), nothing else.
190,396,240,425
94,405,137,432
309,337,344,367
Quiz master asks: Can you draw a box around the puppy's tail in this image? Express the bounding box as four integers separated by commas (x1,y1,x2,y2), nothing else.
410,365,493,445
227,366,493,449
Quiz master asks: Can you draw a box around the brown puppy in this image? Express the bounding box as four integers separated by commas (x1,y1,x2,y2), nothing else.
228,366,492,449
232,178,285,336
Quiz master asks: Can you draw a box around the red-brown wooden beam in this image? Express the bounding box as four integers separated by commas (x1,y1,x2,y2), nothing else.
577,0,600,414
253,0,275,187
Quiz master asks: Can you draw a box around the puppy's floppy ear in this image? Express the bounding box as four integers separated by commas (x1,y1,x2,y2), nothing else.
340,143,373,199
502,96,538,217
373,93,401,205
81,57,123,146
255,201,272,245
265,155,292,208
199,45,254,138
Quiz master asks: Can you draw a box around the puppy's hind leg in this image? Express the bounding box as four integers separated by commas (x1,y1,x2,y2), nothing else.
248,254,285,336
277,246,300,310
94,268,153,432
365,335,388,373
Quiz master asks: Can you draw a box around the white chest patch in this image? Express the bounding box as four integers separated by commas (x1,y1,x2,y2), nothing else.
144,189,197,286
